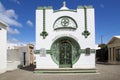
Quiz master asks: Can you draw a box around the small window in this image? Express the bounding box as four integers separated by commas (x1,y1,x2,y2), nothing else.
86,48,90,55
40,48,46,57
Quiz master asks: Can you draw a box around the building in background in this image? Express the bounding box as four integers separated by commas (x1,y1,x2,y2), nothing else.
107,36,120,64
0,20,8,74
35,2,96,71
7,44,34,71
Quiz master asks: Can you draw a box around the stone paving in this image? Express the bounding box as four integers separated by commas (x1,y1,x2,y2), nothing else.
0,64,120,80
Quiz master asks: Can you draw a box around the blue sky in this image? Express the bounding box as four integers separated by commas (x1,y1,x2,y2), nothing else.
0,0,120,45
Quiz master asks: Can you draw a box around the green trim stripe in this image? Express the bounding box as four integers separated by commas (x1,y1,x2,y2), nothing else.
40,8,48,39
37,5,93,10
35,49,96,54
35,50,51,54
77,5,93,9
80,49,96,54
43,8,45,32
54,10,77,13
82,6,90,38
37,6,52,10
35,50,40,54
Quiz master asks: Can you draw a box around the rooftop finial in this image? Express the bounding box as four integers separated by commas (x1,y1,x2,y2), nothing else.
60,1,69,10
63,1,66,7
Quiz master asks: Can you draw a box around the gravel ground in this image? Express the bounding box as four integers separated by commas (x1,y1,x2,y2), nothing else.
0,64,120,80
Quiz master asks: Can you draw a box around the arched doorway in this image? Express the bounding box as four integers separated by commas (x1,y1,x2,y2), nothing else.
51,37,80,68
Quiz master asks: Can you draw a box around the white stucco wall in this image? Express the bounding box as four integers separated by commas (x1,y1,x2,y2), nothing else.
0,21,7,74
36,8,95,49
36,6,95,69
36,54,58,69
7,49,21,71
7,61,20,71
73,54,95,68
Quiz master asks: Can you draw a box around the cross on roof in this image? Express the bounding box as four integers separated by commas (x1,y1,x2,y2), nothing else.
63,1,66,7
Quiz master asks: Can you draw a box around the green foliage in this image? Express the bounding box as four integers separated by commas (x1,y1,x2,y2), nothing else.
98,44,107,49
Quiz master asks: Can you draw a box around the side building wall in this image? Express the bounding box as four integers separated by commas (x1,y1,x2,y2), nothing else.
7,49,20,71
0,21,7,74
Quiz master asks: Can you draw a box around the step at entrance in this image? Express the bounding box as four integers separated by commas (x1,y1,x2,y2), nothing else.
34,68,97,74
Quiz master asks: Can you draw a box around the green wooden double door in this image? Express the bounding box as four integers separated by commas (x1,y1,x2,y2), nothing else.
59,40,72,68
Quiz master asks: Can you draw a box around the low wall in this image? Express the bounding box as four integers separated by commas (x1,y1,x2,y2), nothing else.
7,61,20,71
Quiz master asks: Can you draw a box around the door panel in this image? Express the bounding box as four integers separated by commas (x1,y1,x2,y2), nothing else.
59,40,72,68
23,52,26,66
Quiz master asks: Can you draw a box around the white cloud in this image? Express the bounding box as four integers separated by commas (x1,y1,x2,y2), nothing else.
4,9,18,19
7,37,20,44
7,27,20,34
0,2,5,12
0,2,22,27
7,35,35,48
26,20,33,27
7,37,35,46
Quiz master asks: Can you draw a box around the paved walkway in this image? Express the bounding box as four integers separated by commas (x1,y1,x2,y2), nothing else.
0,64,120,80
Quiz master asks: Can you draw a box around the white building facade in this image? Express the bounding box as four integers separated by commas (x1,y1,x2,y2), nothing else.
36,3,96,69
0,21,7,73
